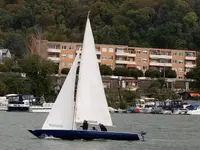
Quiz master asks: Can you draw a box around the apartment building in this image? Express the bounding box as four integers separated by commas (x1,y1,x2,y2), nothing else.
35,40,196,79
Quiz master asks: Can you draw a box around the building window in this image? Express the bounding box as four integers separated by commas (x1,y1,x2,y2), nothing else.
185,52,195,57
61,54,67,58
136,50,141,54
101,56,106,60
48,44,59,49
68,54,73,58
102,48,107,52
178,60,184,64
178,76,183,79
62,62,67,67
108,48,114,53
128,57,134,62
136,58,141,62
142,58,147,62
76,45,82,50
173,60,177,64
69,45,74,50
143,50,148,54
173,52,177,56
108,56,113,60
116,48,124,53
178,68,183,72
68,63,72,67
62,45,66,50
179,52,184,56
185,68,191,72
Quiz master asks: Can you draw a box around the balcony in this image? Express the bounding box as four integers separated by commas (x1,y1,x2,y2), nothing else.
116,51,128,56
185,56,196,60
48,57,60,63
116,60,135,65
150,54,172,59
48,48,61,53
127,53,136,57
76,50,101,54
185,64,196,68
126,61,136,65
78,58,101,63
116,60,127,64
150,62,172,67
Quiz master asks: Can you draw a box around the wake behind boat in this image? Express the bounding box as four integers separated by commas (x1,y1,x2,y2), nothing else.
28,12,146,141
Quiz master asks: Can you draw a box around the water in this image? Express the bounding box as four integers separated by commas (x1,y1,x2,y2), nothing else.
0,112,200,150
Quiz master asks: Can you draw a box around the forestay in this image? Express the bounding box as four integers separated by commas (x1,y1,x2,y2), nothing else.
42,53,80,130
75,15,113,126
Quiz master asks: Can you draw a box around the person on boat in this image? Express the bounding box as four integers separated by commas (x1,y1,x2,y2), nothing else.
92,127,97,131
99,123,107,131
80,120,88,130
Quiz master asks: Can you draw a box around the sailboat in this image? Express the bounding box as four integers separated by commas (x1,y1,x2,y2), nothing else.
28,12,146,141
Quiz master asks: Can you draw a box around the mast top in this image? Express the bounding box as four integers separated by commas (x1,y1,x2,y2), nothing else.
87,11,90,19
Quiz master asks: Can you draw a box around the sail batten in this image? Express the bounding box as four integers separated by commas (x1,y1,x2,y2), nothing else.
75,17,113,126
42,54,80,130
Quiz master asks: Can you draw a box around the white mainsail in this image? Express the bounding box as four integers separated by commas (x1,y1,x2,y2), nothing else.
75,14,113,126
42,53,80,130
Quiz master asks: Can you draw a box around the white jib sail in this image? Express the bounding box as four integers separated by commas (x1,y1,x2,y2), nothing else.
42,53,80,130
75,14,113,126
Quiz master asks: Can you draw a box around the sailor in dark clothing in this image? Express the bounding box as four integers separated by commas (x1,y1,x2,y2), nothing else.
80,120,88,130
99,123,107,131
92,127,97,131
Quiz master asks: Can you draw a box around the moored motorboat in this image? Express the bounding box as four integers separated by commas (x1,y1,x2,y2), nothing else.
29,103,53,113
7,94,30,112
186,104,200,115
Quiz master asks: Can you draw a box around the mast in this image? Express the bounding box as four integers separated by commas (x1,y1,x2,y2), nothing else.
72,52,80,130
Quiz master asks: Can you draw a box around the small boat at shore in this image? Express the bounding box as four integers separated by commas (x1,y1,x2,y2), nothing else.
29,103,53,113
7,94,30,112
186,104,200,115
28,12,146,141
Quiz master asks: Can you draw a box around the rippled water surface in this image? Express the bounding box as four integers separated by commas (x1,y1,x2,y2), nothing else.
0,112,200,150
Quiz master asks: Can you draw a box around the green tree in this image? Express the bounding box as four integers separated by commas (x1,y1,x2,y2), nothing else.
113,67,129,76
128,68,143,79
11,66,22,72
100,64,113,75
122,89,139,106
0,0,200,51
0,80,7,96
186,70,195,79
145,69,161,78
2,57,14,71
61,68,70,75
161,68,177,78
3,34,27,57
145,78,179,100
19,54,56,97
183,12,198,28
0,64,8,72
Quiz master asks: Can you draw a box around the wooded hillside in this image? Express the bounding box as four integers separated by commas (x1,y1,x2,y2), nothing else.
1,0,200,52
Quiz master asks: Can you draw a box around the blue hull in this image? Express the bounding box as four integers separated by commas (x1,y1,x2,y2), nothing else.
28,129,142,141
